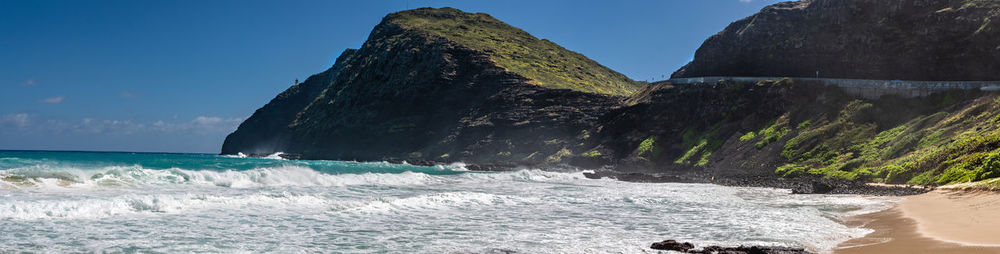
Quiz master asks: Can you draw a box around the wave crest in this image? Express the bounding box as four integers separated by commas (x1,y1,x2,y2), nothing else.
1,165,436,189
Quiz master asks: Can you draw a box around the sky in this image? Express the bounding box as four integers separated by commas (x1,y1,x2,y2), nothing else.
0,0,784,154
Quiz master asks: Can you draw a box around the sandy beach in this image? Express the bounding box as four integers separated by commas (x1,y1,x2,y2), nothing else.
836,190,1000,253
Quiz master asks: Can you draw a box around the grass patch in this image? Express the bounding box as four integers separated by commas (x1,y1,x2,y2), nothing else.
388,8,642,96
771,94,1000,185
582,150,602,158
675,126,725,165
637,136,660,158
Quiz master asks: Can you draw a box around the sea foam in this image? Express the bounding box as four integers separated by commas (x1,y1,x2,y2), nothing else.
0,152,899,253
1,165,437,190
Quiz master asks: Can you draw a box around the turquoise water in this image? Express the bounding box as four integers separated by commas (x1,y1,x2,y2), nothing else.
0,151,896,253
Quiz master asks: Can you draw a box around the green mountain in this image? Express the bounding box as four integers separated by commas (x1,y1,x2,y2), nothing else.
222,8,638,164
387,8,640,96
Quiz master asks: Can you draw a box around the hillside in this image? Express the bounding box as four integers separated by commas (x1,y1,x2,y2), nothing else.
386,8,640,96
578,79,1000,188
222,7,638,163
672,0,1000,80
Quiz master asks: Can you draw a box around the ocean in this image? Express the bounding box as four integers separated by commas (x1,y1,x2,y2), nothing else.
0,151,896,253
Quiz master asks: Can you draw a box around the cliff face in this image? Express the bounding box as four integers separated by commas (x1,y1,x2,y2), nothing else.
672,0,1000,80
220,50,356,155
223,8,638,163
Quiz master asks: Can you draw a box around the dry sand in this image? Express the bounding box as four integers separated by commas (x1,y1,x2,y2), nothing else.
835,190,1000,253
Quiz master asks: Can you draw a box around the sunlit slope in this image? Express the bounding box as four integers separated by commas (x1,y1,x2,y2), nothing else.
387,8,641,96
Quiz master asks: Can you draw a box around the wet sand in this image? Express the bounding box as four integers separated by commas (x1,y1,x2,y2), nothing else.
835,190,1000,253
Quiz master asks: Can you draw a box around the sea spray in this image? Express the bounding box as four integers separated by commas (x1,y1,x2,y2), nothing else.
0,151,897,253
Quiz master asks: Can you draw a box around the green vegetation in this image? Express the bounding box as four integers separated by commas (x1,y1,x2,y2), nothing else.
387,8,641,96
755,117,791,148
582,150,602,158
637,136,660,158
796,120,812,130
942,177,1000,191
773,94,1000,186
675,127,724,166
546,148,572,163
740,115,791,149
776,164,808,178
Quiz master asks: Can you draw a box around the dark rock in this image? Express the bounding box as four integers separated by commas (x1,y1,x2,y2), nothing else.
690,245,810,254
451,249,518,254
277,153,301,160
673,0,1000,81
792,181,833,194
650,240,695,251
465,163,517,172
221,49,357,156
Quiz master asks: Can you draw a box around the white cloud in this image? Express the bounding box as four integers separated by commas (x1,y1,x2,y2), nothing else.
38,96,66,104
1,113,30,128
1,114,242,135
74,118,145,134
150,116,243,134
120,91,136,98
20,79,36,86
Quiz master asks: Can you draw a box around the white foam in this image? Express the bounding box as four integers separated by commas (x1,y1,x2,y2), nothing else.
437,162,469,171
0,164,899,253
222,152,287,160
0,165,436,190
178,166,433,188
341,191,531,215
0,192,331,220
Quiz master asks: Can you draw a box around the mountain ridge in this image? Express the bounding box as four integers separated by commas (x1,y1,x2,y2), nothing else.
222,7,633,164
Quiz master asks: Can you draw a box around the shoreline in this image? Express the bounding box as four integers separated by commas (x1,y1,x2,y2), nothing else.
835,190,1000,253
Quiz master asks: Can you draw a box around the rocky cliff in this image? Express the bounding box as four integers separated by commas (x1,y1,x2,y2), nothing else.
672,0,1000,80
220,49,356,155
222,7,640,164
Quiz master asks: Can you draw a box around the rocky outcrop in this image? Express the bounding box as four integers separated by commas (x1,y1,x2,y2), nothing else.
222,8,638,164
650,240,695,252
672,0,1000,81
651,239,812,254
220,49,356,155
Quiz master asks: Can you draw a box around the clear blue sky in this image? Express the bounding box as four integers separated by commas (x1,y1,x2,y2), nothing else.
0,0,784,153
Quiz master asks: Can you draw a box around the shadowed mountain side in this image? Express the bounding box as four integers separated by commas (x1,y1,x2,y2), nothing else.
222,8,637,163
672,0,1000,81
220,49,357,155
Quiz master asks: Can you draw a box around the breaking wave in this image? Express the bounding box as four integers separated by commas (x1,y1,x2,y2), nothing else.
0,151,900,253
0,165,438,189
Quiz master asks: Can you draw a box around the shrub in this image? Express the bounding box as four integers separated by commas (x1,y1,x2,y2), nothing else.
637,136,660,157
797,120,812,130
907,171,936,186
755,117,791,148
776,164,808,178
582,150,602,158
